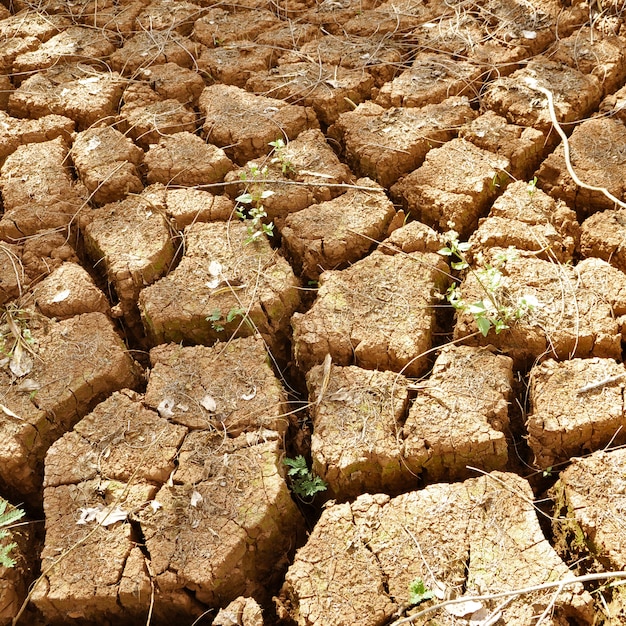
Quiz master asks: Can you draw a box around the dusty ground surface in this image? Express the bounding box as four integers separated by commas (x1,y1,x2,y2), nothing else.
1,0,626,625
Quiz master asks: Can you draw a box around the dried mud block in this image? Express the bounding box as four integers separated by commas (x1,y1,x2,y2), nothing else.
83,189,174,322
580,208,626,272
307,364,410,499
34,390,196,624
536,117,626,217
214,597,264,626
329,96,476,189
247,62,374,126
527,358,626,469
0,137,87,240
404,345,513,482
192,8,280,47
459,110,545,179
31,262,110,319
71,126,144,205
281,178,394,279
379,219,445,255
469,180,580,263
164,188,234,229
481,57,602,138
598,83,626,125
109,31,201,76
224,128,353,223
553,448,626,572
454,254,626,368
255,22,320,57
136,0,205,36
12,26,116,80
0,312,139,498
136,63,205,106
391,138,510,238
198,42,276,88
0,35,39,75
145,338,289,436
199,84,318,164
0,10,68,42
74,0,146,35
299,0,383,34
375,53,482,108
8,64,126,130
277,473,593,626
139,221,300,354
292,250,449,376
548,27,626,97
144,132,234,187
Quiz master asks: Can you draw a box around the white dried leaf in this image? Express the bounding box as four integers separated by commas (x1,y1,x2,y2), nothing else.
16,378,40,393
208,260,223,276
157,398,175,419
9,344,33,378
0,403,21,419
150,500,162,512
241,386,256,401
77,505,128,527
84,136,101,153
206,276,220,289
51,289,71,303
200,395,217,412
190,490,203,507
522,29,537,39
445,600,483,617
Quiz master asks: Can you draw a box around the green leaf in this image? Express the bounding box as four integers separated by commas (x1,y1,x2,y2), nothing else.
236,193,254,204
226,308,244,323
408,579,435,605
451,260,469,270
476,316,492,337
438,247,453,256
207,309,221,322
284,455,308,477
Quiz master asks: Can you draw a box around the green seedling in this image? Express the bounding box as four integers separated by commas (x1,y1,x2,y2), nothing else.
0,499,25,568
284,455,327,499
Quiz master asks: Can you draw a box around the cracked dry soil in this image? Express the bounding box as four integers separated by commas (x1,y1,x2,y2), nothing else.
2,0,626,625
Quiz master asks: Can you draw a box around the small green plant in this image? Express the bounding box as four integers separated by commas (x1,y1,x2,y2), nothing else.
269,138,296,176
283,455,327,499
207,306,248,333
235,164,275,244
0,500,25,568
527,176,538,196
408,578,435,606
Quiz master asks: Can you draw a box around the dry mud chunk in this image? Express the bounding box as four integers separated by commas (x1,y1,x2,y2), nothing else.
255,22,320,56
247,62,374,126
308,364,410,499
12,26,116,79
0,137,87,239
0,312,139,498
281,178,394,279
300,0,383,34
527,358,626,469
536,117,626,217
469,180,580,263
329,97,476,189
598,83,626,124
199,84,318,164
34,390,194,623
553,448,626,571
71,126,143,205
139,221,300,352
214,597,263,626
0,35,40,75
481,57,602,137
198,42,276,88
379,219,445,254
136,0,205,35
192,8,280,47
454,254,626,368
0,11,68,41
110,31,201,76
548,27,626,97
136,63,205,106
224,128,353,223
278,473,593,626
292,250,449,376
83,189,174,322
391,138,510,238
145,338,289,436
459,110,545,179
31,262,110,319
0,111,74,165
164,188,234,229
145,132,233,187
404,345,513,482
580,208,626,272
8,64,125,130
141,431,303,606
375,53,482,108
73,0,146,35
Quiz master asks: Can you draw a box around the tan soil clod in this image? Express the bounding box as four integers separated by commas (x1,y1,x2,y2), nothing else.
527,358,626,469
0,312,140,499
199,84,319,165
136,63,205,107
8,64,126,130
580,208,626,273
71,126,144,205
192,8,281,47
292,249,449,376
307,364,410,499
303,0,385,35
379,219,445,255
0,10,69,42
278,473,593,626
535,117,626,218
136,0,205,36
75,0,147,36
138,221,300,354
164,188,234,229
391,137,510,238
144,338,289,436
328,96,476,189
254,23,320,57
281,177,395,279
468,179,580,263
144,131,234,187
214,596,264,626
